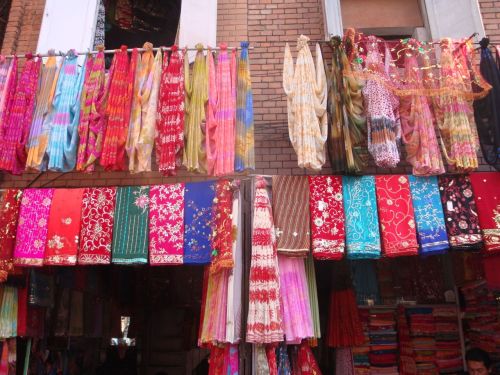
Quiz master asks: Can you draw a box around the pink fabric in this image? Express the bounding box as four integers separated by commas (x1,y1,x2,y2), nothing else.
148,184,185,265
14,189,54,266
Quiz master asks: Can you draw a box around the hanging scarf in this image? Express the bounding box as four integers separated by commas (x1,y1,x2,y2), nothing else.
470,172,500,253
127,43,162,172
26,54,60,171
210,179,234,274
44,189,84,265
327,289,365,347
235,41,255,172
351,260,380,305
112,186,149,264
44,51,86,172
0,287,17,338
0,58,11,122
297,342,322,375
308,176,345,260
474,39,500,170
148,183,185,265
0,57,15,138
327,34,366,174
335,348,354,375
438,175,483,250
247,177,283,344
305,254,321,340
183,180,215,264
0,190,21,282
375,175,419,257
272,176,310,256
206,44,237,176
156,46,184,175
0,56,40,174
254,345,271,375
183,44,208,173
283,35,327,171
13,189,54,267
400,40,445,176
436,38,479,172
363,36,401,168
278,255,313,344
78,187,116,265
278,344,292,375
101,46,137,171
266,345,278,375
76,47,107,172
408,175,449,255
342,175,381,259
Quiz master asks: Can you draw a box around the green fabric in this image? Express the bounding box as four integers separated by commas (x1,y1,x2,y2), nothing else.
112,186,150,264
305,253,321,339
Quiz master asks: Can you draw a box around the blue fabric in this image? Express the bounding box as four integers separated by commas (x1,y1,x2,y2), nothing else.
408,176,449,255
351,260,380,305
277,344,291,375
342,176,381,259
183,180,216,264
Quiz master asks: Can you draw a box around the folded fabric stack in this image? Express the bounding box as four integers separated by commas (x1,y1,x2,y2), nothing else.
397,306,417,375
353,308,371,374
433,306,463,373
407,308,437,374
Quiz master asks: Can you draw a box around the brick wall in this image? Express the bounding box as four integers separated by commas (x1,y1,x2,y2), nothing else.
0,0,498,188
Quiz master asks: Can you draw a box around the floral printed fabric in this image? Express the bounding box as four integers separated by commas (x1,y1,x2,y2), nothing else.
148,184,185,265
112,186,150,264
0,190,21,282
44,189,84,265
438,175,483,250
470,172,500,253
342,176,381,259
308,176,345,260
13,189,54,266
210,179,234,274
78,187,116,265
375,175,419,257
408,176,449,255
183,180,216,264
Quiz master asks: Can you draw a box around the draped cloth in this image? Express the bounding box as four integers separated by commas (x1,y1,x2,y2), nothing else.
112,186,149,264
342,176,381,259
247,177,283,344
206,44,237,176
278,344,292,374
148,183,185,265
335,348,354,375
272,176,310,256
210,179,234,274
101,46,137,171
278,255,313,344
470,172,500,253
199,268,229,344
183,181,215,264
78,187,116,265
438,175,483,250
14,189,54,267
183,44,208,173
305,254,321,339
0,58,12,124
0,287,17,338
297,342,322,375
0,190,21,282
235,41,255,172
0,57,40,174
375,175,419,257
283,35,327,171
408,176,449,255
44,189,84,265
308,176,345,260
26,55,59,171
156,46,184,174
351,260,380,305
327,289,365,347
45,52,86,172
76,48,107,172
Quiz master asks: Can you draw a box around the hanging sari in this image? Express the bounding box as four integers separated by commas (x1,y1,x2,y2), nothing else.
0,57,12,123
278,344,292,375
305,254,321,340
247,177,283,344
438,175,483,250
156,46,185,174
342,176,381,259
0,57,15,138
408,175,449,255
183,180,215,264
112,186,149,264
199,268,229,344
308,176,345,260
335,348,354,375
327,289,365,347
0,190,21,282
296,342,322,375
44,189,84,265
470,172,500,253
375,175,419,257
13,189,54,267
0,287,17,339
78,187,116,265
351,260,380,305
148,183,185,265
272,176,310,257
210,179,234,274
235,41,255,172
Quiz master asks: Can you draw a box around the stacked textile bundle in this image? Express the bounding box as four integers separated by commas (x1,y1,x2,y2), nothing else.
353,309,371,374
397,306,417,375
433,307,463,373
407,308,437,374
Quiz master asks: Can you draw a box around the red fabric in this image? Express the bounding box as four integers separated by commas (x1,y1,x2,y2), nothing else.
78,187,116,265
375,175,419,257
0,340,7,375
44,189,84,265
208,345,225,375
327,289,365,347
17,284,27,337
297,342,322,375
0,190,21,282
470,172,500,253
266,344,278,375
308,176,345,260
484,254,500,290
210,179,234,274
